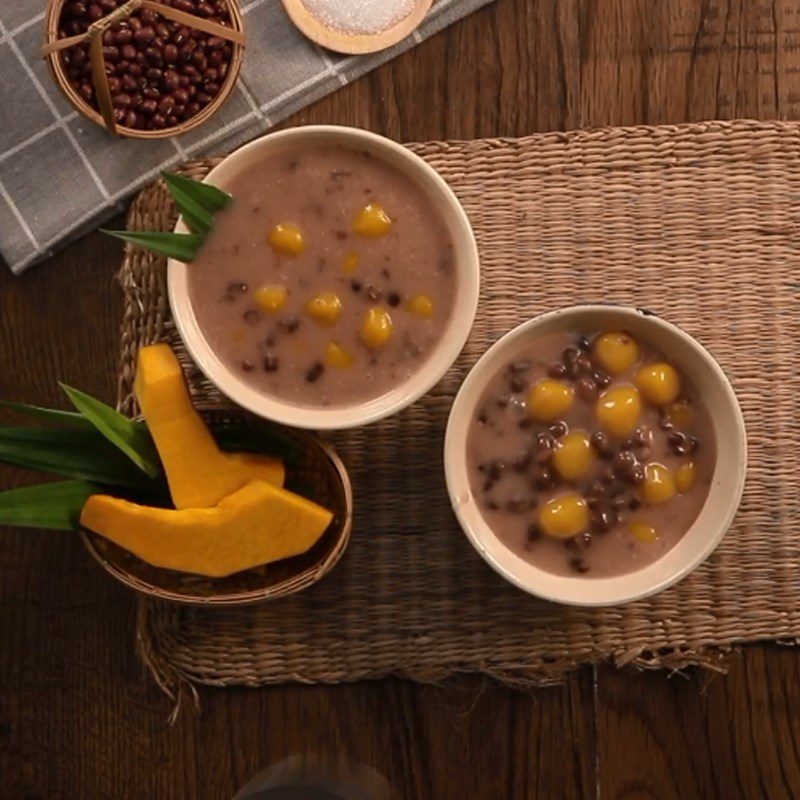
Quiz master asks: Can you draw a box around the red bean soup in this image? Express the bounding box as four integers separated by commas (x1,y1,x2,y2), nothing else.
466,331,716,578
187,144,456,407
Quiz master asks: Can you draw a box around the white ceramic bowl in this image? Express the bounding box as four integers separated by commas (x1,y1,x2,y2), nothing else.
168,125,480,430
445,305,747,607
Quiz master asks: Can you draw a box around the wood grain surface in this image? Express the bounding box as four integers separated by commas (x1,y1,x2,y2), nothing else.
2,0,800,797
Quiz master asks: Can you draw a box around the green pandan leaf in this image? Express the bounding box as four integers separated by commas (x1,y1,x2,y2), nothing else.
0,480,101,531
0,426,157,488
101,229,203,262
161,171,232,213
59,384,160,479
167,181,215,235
0,400,93,429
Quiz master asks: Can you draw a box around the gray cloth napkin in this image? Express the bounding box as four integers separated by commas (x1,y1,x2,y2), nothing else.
0,0,493,274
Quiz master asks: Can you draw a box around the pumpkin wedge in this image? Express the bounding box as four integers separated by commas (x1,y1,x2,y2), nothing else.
80,480,333,577
134,344,284,509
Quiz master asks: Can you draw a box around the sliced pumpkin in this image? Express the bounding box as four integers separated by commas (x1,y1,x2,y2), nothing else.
134,344,284,509
80,480,333,577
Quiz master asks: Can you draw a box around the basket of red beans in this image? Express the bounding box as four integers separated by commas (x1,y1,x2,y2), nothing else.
43,0,245,138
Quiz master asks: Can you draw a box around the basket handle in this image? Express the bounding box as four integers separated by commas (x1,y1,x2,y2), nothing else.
42,0,246,136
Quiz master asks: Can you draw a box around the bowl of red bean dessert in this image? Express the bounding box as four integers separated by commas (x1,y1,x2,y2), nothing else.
169,125,480,428
445,305,746,606
45,0,243,137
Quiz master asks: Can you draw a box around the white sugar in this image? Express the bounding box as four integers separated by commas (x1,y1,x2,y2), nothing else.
302,0,418,35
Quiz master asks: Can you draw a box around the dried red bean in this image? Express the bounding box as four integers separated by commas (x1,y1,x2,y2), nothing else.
593,370,611,389
511,453,532,472
591,509,615,533
562,347,579,368
278,316,300,334
526,524,541,544
569,558,590,574
305,362,325,383
577,377,598,402
262,355,280,372
574,354,593,377
531,466,555,490
549,421,568,439
590,431,613,459
613,449,636,476
157,95,175,115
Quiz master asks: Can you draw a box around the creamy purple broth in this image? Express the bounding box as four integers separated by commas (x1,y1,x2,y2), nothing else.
187,144,456,407
466,332,716,578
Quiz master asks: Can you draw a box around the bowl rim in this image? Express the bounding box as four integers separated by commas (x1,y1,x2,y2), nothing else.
81,425,353,606
168,124,480,430
444,304,748,607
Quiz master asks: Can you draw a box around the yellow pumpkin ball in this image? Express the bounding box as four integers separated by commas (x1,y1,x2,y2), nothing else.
305,292,343,325
595,385,642,437
675,461,696,494
629,521,658,542
593,331,640,375
361,307,394,348
636,362,681,405
528,379,575,422
352,203,392,237
267,223,305,256
641,462,676,504
538,494,590,539
552,431,595,481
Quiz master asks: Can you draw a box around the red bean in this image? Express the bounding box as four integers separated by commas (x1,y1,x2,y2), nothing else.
163,69,180,91
113,92,132,108
157,95,175,115
133,26,155,44
64,2,86,17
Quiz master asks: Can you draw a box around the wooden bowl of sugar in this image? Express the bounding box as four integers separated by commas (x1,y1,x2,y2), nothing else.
281,0,433,54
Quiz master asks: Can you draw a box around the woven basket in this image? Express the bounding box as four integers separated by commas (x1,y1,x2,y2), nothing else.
43,0,244,139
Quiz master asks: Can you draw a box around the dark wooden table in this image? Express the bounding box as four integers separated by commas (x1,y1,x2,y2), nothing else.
3,1,800,797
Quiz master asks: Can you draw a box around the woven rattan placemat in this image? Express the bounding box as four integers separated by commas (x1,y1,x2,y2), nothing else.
118,120,800,700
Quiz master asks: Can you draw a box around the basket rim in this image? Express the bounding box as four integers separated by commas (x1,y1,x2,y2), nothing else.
80,424,353,606
42,0,245,140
